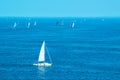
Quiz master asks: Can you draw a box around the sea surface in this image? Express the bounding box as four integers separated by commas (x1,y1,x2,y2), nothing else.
0,17,120,80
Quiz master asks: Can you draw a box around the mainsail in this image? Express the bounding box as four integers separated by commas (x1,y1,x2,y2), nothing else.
14,22,17,28
72,22,75,28
38,41,45,62
34,21,37,26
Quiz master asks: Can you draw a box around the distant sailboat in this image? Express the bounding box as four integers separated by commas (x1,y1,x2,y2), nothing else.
34,21,37,26
13,22,17,29
33,41,52,67
27,22,30,29
71,22,75,28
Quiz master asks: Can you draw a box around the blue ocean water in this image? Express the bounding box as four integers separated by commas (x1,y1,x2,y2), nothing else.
0,17,120,80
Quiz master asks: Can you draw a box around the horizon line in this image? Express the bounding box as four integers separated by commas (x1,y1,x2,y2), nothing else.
0,16,120,18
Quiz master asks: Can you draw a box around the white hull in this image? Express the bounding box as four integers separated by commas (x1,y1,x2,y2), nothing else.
33,62,52,67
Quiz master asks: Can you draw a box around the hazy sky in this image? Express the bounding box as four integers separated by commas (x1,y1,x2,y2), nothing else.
0,0,120,17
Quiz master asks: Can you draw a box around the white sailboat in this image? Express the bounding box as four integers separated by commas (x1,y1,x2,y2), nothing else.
27,22,30,29
34,21,37,26
13,22,17,29
33,41,52,67
71,22,75,28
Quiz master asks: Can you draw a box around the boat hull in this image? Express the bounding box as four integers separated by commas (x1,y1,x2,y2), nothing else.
33,62,52,67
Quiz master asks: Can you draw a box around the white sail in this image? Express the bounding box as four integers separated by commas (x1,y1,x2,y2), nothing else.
27,22,30,28
38,41,45,62
34,21,37,26
14,22,17,28
71,22,75,28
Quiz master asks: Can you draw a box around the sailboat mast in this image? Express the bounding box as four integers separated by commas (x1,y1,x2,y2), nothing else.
46,46,52,64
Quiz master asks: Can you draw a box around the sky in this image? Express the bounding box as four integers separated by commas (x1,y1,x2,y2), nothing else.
0,0,120,17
